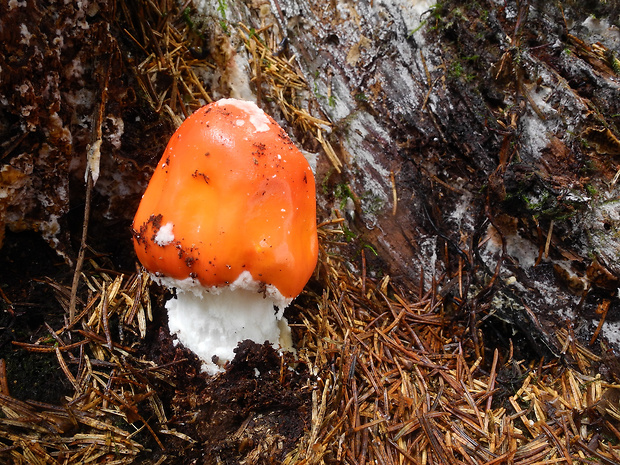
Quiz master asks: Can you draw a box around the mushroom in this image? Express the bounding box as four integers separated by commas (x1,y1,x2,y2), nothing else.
132,98,318,374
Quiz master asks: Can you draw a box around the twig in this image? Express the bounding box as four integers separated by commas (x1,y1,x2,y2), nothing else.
0,360,9,395
68,53,111,323
68,173,93,324
589,299,610,346
545,219,554,258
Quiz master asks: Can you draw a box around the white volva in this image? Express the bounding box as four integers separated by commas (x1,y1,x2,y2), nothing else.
159,271,293,374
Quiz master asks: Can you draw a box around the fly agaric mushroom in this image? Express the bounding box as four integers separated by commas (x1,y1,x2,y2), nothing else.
132,98,318,374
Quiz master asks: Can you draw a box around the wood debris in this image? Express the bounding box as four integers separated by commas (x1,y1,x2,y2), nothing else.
284,227,620,464
240,24,342,173
119,0,213,121
0,265,179,463
2,210,620,465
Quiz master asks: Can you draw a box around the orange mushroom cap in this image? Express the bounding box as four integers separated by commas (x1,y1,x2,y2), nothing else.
132,99,318,300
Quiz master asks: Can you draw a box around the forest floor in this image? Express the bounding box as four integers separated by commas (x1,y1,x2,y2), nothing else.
1,0,620,464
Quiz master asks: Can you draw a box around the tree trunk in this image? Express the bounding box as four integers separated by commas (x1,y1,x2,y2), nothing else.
256,0,620,360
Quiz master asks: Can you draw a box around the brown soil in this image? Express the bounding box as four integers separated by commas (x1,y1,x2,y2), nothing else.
166,340,311,464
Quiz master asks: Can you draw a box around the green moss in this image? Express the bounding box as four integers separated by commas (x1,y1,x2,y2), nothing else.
360,190,385,215
503,171,590,223
363,243,378,256
321,168,335,195
341,224,357,242
408,2,443,35
216,0,228,33
335,183,355,210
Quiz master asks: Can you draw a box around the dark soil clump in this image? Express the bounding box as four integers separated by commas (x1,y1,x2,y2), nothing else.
164,339,312,464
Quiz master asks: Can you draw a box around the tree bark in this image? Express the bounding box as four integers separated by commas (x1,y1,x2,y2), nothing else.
254,0,620,360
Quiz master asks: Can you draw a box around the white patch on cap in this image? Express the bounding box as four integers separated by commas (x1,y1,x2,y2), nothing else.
216,98,271,133
154,222,175,246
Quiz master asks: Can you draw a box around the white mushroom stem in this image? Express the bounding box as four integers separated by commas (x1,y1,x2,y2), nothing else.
157,272,293,375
